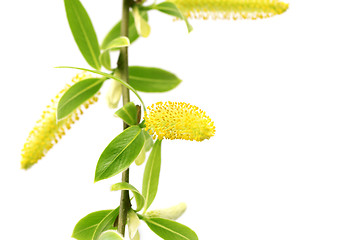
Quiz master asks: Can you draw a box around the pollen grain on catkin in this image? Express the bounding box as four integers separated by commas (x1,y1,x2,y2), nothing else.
144,101,215,142
169,0,289,20
20,72,100,170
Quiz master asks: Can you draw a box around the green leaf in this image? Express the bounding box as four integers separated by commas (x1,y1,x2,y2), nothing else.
99,37,130,70
143,217,198,240
114,102,138,126
100,50,112,71
184,18,193,33
57,78,104,120
99,231,124,240
153,2,193,33
101,21,122,50
129,66,181,92
127,209,140,239
135,144,146,166
142,140,162,213
101,12,148,49
154,2,183,19
93,208,120,240
64,0,101,69
103,37,130,51
139,120,146,128
72,210,111,240
57,66,146,111
133,6,151,38
111,182,145,212
95,126,145,182
72,208,119,240
143,130,154,152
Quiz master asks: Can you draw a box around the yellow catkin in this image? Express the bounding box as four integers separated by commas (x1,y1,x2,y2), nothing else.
21,72,100,169
169,0,289,20
144,101,215,142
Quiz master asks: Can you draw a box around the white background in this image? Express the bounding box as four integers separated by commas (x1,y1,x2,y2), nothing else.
1,0,360,239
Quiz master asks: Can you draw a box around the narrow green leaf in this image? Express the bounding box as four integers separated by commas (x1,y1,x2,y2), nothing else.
142,140,162,213
103,37,130,51
57,78,104,120
143,217,198,240
184,18,193,33
154,2,183,19
100,50,112,71
153,2,193,33
143,130,154,152
135,144,146,166
128,209,140,239
99,37,129,70
101,21,122,50
99,231,124,240
95,126,145,182
56,66,146,111
111,182,145,212
64,0,101,69
72,208,119,240
72,210,111,240
114,102,138,126
129,66,181,92
101,12,148,49
93,207,120,240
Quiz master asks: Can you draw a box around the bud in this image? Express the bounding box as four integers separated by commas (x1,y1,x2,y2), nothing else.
146,202,187,220
106,79,123,109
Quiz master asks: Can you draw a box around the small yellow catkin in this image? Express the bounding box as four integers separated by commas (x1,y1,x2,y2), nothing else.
169,0,289,20
144,101,215,141
20,72,100,169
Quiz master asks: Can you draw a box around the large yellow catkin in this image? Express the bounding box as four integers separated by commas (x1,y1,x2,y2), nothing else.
169,0,289,20
144,101,215,141
21,72,100,169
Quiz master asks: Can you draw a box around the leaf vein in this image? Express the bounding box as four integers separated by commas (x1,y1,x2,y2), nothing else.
72,1,99,69
147,219,189,240
58,79,102,112
98,128,141,178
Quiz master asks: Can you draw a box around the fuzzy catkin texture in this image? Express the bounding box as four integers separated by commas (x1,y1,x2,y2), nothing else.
170,0,289,20
144,101,215,141
21,72,100,169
